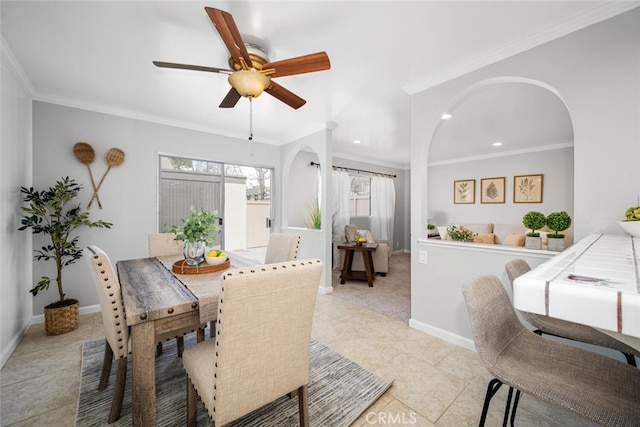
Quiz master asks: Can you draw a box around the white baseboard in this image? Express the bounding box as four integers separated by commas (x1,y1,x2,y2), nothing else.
409,318,476,352
1,322,31,369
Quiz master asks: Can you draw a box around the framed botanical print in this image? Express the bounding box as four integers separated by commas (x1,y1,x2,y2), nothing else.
480,177,505,204
453,179,475,204
513,174,543,203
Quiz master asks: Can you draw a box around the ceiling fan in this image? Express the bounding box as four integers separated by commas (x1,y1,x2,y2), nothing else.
153,6,331,110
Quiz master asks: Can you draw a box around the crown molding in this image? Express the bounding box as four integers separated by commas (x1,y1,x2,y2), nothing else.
427,141,574,167
1,36,36,97
404,2,640,95
32,92,284,146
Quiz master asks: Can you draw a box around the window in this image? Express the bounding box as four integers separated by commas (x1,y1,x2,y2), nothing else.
350,175,370,216
159,155,273,250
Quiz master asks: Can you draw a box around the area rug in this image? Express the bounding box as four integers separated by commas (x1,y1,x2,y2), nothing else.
76,336,393,426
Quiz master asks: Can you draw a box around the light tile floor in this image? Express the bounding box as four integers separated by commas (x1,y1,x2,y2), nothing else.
1,292,596,426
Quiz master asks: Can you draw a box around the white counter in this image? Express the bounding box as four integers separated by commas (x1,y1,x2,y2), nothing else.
514,233,640,343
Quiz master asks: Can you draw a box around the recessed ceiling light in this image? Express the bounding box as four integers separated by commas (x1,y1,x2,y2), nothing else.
492,141,503,147
353,140,362,144
441,113,452,120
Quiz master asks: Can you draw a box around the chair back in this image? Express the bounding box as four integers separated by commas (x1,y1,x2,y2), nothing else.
463,275,527,373
148,233,183,257
84,245,129,359
212,259,322,426
264,233,300,264
505,259,531,286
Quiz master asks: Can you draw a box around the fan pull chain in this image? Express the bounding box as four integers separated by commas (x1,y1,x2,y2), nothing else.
248,97,254,141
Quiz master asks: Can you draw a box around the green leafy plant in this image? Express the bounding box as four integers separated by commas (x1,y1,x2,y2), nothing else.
306,202,321,229
427,223,435,230
19,177,112,303
546,211,572,238
170,205,220,246
447,225,476,241
522,211,546,237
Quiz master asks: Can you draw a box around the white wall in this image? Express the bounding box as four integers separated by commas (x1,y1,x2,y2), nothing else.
286,150,320,228
30,102,281,316
410,9,640,343
280,128,334,293
1,42,33,367
427,147,574,240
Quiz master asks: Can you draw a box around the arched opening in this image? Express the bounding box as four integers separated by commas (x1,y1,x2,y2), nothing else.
426,78,575,241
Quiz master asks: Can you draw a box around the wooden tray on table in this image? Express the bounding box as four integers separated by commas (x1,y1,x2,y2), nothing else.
172,258,230,275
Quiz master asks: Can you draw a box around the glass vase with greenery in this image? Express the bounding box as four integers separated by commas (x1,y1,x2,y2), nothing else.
170,205,221,264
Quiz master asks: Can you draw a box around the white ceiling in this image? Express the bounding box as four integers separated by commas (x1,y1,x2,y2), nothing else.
2,1,636,169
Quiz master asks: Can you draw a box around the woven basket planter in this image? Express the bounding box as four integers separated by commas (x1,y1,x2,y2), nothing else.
44,299,79,335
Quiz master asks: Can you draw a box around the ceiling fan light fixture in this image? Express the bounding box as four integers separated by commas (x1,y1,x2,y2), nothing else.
228,70,271,98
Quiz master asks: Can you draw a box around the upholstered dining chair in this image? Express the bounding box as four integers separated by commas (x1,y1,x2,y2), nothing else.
148,232,183,257
463,275,640,426
505,258,639,366
264,233,301,264
85,245,206,423
182,259,323,426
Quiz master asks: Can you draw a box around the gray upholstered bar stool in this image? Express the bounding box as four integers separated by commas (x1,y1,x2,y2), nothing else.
463,274,640,426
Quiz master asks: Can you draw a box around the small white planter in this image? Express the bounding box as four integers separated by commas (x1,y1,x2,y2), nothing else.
546,237,566,252
525,236,542,250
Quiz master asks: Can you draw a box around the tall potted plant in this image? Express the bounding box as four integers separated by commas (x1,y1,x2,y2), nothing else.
169,205,221,265
19,177,112,335
546,211,572,251
522,211,546,249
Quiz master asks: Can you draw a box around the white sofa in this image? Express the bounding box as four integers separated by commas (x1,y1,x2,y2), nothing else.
437,223,531,246
337,224,391,275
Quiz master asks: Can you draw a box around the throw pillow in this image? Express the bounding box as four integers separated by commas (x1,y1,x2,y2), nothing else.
503,233,526,247
345,225,357,242
473,233,496,244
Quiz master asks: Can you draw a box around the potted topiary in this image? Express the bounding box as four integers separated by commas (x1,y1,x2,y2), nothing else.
19,177,112,335
169,205,221,265
546,211,572,251
522,211,546,249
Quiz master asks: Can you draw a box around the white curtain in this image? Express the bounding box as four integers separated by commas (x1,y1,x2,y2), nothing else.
331,170,351,269
370,176,395,248
331,170,351,242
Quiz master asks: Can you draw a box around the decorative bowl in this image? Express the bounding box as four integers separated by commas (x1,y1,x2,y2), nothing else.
205,252,227,266
618,220,640,238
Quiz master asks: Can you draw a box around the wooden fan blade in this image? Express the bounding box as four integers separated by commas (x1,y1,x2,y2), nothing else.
265,81,306,109
205,7,252,69
153,61,232,74
219,88,242,108
263,52,331,78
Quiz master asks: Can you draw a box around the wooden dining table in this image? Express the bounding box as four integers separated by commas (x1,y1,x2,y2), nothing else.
116,252,257,426
513,233,640,351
